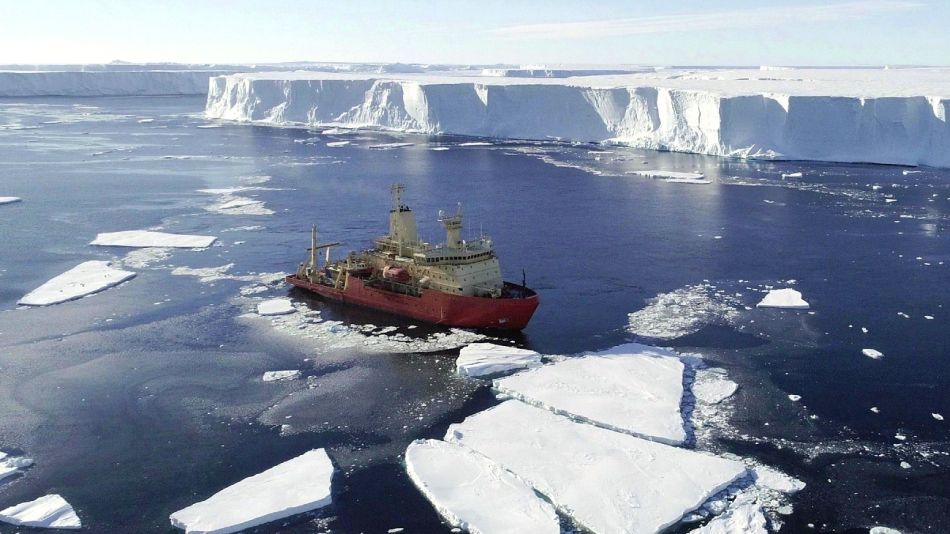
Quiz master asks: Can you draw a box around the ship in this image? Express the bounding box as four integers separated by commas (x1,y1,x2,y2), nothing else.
286,184,539,330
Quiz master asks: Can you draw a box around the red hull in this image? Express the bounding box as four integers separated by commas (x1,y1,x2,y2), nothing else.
286,274,539,330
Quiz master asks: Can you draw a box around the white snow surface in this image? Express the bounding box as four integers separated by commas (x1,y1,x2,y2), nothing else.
862,348,885,360
752,465,806,494
689,502,766,534
169,449,333,534
206,68,950,167
18,261,136,306
0,70,224,96
446,400,747,534
90,230,217,248
404,440,559,534
0,197,21,205
693,373,739,405
257,298,296,316
455,342,542,378
869,527,903,534
756,288,810,309
629,170,709,184
0,494,81,530
493,343,687,444
262,370,301,382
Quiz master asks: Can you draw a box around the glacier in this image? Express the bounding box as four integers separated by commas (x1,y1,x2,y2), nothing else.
204,67,950,167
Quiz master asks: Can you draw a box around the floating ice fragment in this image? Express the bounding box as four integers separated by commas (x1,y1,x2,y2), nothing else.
0,197,22,205
257,298,296,316
870,407,880,413
689,502,766,534
788,394,802,402
894,433,906,441
693,374,739,405
924,315,934,320
137,118,154,123
91,230,216,248
262,370,301,382
405,440,559,534
0,494,81,530
756,288,809,309
899,461,911,469
455,343,542,378
326,141,349,147
781,172,803,179
933,413,944,421
18,261,136,306
870,527,903,534
862,348,884,360
751,465,806,493
629,170,710,184
170,449,333,534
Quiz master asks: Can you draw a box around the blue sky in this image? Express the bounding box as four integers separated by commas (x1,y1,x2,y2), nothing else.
0,0,945,66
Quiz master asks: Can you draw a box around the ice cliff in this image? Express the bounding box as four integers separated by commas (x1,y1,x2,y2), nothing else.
205,68,950,167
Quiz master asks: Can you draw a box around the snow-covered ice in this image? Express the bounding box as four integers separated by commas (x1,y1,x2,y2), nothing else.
446,400,747,534
0,453,33,481
262,370,301,382
689,502,766,534
629,170,710,184
405,440,559,534
170,449,333,534
756,288,809,309
628,284,741,339
869,528,903,534
752,465,806,494
326,141,349,147
934,413,945,421
0,494,81,530
693,372,739,405
493,343,687,444
455,342,542,378
90,230,217,248
18,261,136,306
781,172,804,179
257,298,296,316
0,196,21,205
862,348,884,360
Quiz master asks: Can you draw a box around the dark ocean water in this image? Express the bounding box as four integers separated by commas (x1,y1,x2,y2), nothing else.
0,97,947,533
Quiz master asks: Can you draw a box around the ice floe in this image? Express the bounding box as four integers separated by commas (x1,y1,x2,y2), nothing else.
206,196,274,216
90,230,216,248
628,284,741,339
869,527,903,534
862,348,884,360
934,413,945,421
781,172,803,179
262,370,301,382
689,502,766,534
0,196,21,205
455,343,542,378
629,170,710,184
751,465,806,494
170,449,333,534
326,141,349,147
693,371,739,405
405,440,559,534
18,261,136,306
257,298,296,316
446,401,747,534
0,452,33,482
0,494,81,530
756,288,809,309
493,343,687,444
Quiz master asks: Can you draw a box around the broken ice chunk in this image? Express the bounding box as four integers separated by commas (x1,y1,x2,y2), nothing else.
257,298,296,316
0,494,81,530
90,230,217,248
862,348,884,360
756,288,809,309
0,197,22,205
18,261,136,306
262,370,301,382
455,343,542,378
689,502,766,534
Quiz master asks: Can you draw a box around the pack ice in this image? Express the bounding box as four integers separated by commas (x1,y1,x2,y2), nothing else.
170,449,333,534
18,261,136,306
90,230,217,248
689,502,766,534
446,401,747,534
405,440,559,534
206,68,950,168
0,494,81,530
756,288,809,309
257,298,296,316
455,342,542,377
493,343,687,444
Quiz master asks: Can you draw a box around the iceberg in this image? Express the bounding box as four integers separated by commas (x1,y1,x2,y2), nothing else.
257,298,296,316
90,230,217,248
756,288,809,309
446,401,747,534
170,449,333,534
0,494,81,530
689,502,766,534
0,196,21,205
493,343,687,444
405,440,559,534
205,68,950,168
455,342,542,377
18,260,136,306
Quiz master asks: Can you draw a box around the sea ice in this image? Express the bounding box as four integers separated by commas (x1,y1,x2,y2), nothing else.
493,343,687,444
0,196,21,205
934,413,945,421
18,261,136,306
689,502,766,534
781,172,804,179
170,449,333,534
262,370,301,382
752,465,806,493
756,288,809,309
0,494,81,530
326,141,349,147
862,348,884,360
257,298,296,316
446,401,747,534
788,394,802,402
628,170,710,184
628,284,741,339
0,453,33,481
693,373,739,405
455,342,542,378
405,440,559,534
869,528,903,534
90,230,216,248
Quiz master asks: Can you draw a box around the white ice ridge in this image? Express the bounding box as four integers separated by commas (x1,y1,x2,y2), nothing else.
170,449,333,534
446,401,747,534
455,342,542,378
18,261,136,306
756,288,810,309
493,343,687,444
206,68,950,167
90,230,217,248
0,197,22,205
0,494,81,530
405,440,559,534
689,502,766,534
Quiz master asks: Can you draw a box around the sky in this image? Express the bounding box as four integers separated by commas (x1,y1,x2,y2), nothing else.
0,0,946,66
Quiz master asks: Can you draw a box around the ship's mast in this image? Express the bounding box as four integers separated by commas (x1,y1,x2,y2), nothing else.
388,183,418,255
310,225,317,271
